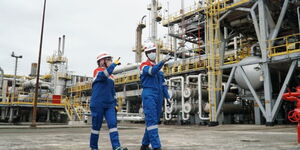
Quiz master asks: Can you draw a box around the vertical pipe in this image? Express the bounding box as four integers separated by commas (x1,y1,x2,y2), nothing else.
13,57,18,102
151,0,157,41
198,74,209,120
169,76,188,120
165,79,173,121
186,74,209,120
62,35,65,55
58,37,61,55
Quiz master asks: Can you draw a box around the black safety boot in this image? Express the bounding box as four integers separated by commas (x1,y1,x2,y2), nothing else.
140,145,152,150
113,147,128,150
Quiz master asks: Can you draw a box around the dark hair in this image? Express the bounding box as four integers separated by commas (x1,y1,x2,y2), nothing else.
97,60,101,67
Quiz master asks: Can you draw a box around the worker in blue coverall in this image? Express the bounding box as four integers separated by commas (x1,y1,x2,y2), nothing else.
90,52,128,150
139,41,172,150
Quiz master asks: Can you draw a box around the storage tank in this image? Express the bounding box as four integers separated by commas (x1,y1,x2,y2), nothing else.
234,56,263,90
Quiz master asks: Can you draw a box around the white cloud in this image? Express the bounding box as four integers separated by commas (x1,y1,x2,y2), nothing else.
0,0,197,77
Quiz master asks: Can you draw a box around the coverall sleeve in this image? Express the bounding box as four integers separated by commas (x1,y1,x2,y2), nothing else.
141,61,165,76
112,82,118,106
94,63,117,82
160,72,170,99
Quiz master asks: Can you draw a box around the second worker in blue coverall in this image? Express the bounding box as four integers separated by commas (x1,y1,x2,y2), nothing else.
139,42,172,150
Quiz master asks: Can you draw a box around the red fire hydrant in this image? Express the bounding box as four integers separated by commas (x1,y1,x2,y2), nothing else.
282,86,300,144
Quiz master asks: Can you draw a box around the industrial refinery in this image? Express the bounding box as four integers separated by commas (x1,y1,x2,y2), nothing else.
1,0,300,149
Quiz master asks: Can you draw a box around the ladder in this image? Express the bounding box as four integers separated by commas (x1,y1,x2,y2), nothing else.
205,0,222,122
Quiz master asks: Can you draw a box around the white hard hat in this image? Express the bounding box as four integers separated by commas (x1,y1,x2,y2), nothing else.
144,41,156,53
96,52,112,62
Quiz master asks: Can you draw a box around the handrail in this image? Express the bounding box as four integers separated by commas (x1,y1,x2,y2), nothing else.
268,33,300,57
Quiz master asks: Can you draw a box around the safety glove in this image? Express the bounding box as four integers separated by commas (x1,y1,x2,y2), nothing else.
114,57,121,65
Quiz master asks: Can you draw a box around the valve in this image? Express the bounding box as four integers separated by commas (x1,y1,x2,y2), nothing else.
282,86,300,144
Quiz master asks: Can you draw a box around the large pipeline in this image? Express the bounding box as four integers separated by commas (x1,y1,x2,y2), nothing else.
22,79,51,89
113,63,140,74
204,103,244,114
169,88,236,102
112,50,238,74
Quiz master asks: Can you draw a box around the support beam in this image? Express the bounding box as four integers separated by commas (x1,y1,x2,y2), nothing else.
216,66,236,117
271,60,297,121
254,102,262,125
1,107,5,120
258,0,273,124
258,0,268,61
265,5,275,31
219,10,232,22
46,108,50,123
263,63,273,124
8,107,13,123
250,2,261,47
239,66,267,118
269,0,289,43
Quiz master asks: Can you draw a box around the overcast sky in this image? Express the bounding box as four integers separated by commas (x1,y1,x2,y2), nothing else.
0,0,196,77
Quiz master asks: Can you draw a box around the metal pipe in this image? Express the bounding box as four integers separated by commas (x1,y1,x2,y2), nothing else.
186,74,209,120
164,79,173,120
169,76,189,120
113,63,141,74
150,0,157,41
198,74,209,120
62,35,65,55
58,37,61,55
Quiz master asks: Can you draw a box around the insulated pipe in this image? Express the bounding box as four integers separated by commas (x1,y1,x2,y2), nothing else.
165,103,181,114
58,37,61,55
164,101,173,120
62,35,65,55
204,103,243,114
198,74,209,120
164,80,175,120
113,63,141,74
169,76,189,120
182,87,236,102
186,74,209,120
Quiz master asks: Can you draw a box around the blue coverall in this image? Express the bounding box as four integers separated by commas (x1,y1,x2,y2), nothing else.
159,71,170,101
139,60,168,149
90,63,120,150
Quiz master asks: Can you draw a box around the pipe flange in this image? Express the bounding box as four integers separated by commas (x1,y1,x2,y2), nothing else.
183,87,192,98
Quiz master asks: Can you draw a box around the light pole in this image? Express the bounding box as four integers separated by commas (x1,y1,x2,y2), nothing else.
9,52,22,123
31,0,47,128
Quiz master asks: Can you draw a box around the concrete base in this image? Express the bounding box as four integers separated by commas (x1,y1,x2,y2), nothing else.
68,121,86,126
0,124,299,150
